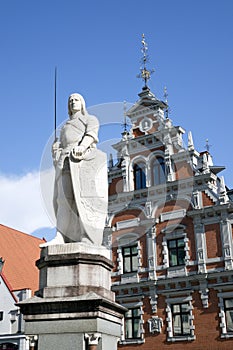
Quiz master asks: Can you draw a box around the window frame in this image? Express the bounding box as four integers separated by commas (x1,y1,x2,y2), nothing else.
125,307,141,340
122,244,138,274
224,298,233,333
218,292,233,339
119,301,145,345
166,297,195,342
168,238,186,267
152,156,166,186
172,303,191,336
113,235,141,278
133,162,146,190
161,226,190,276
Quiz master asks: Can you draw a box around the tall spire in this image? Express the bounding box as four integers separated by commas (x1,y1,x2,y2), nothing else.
137,34,154,90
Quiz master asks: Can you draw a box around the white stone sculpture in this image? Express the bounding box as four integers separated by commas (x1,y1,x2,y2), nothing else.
43,93,108,246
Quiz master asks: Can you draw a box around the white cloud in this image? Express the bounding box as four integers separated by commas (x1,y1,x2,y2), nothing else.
0,170,55,234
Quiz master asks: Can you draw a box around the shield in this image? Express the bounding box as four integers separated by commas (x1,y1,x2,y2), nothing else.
69,148,108,245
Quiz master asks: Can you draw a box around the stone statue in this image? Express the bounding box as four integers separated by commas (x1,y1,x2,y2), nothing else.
44,93,108,246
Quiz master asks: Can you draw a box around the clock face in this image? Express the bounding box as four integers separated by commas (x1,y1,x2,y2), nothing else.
139,117,152,132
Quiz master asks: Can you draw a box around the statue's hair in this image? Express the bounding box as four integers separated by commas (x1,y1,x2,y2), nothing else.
68,93,86,116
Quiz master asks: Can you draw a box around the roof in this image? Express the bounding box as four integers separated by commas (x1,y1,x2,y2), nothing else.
0,224,45,294
0,273,18,302
127,87,167,117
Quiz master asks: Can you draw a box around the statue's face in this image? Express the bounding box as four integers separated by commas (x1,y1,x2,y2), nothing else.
69,95,82,114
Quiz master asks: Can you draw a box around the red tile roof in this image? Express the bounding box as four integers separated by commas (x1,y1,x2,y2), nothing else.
1,272,18,302
0,224,45,294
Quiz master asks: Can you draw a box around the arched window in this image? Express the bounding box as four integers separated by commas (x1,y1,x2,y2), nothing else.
152,157,166,185
133,163,146,190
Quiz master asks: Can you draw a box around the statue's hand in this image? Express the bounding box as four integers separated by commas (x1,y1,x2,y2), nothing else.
71,145,85,160
52,140,60,152
52,140,61,162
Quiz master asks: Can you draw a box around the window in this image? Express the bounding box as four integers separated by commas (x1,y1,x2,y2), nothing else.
152,157,166,185
122,245,138,273
125,308,141,339
0,312,3,321
218,294,233,338
168,238,185,267
162,226,190,275
133,163,146,190
172,303,191,336
224,299,233,332
166,297,195,342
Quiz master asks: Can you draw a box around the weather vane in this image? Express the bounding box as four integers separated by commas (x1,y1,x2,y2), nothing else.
137,34,155,89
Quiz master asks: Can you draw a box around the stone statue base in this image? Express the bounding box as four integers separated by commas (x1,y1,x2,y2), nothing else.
18,243,126,350
36,242,114,300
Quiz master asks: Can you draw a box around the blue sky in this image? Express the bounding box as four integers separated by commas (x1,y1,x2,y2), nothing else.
0,0,233,236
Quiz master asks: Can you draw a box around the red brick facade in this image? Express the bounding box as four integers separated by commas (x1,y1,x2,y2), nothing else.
107,86,233,349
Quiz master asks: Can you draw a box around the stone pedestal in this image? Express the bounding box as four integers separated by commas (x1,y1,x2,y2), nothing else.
18,243,126,350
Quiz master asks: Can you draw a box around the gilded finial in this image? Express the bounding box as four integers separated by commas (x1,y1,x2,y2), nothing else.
137,34,154,89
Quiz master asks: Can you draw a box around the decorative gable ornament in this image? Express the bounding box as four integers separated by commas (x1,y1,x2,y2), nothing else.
139,117,153,133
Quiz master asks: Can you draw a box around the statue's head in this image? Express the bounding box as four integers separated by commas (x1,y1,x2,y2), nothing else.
68,93,86,116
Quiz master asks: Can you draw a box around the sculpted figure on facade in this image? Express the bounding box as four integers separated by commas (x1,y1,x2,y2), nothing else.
46,93,108,246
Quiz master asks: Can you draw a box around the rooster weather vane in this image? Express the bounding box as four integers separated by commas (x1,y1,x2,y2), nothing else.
137,34,155,89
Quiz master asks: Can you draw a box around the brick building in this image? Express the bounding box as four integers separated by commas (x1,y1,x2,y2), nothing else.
106,74,233,348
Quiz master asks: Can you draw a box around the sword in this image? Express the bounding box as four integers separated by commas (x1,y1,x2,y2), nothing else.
54,66,57,141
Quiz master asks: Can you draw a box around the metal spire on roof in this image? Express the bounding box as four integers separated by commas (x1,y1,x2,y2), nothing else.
137,34,154,89
164,86,168,103
121,101,130,139
123,100,128,132
163,86,170,118
205,139,212,152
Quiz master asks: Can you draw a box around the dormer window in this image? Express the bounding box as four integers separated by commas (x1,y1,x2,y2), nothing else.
152,157,166,185
134,163,146,190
